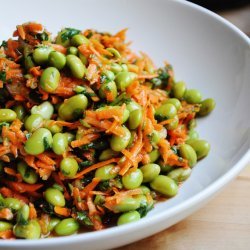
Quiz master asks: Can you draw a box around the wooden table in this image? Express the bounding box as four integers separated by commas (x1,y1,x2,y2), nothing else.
116,5,250,250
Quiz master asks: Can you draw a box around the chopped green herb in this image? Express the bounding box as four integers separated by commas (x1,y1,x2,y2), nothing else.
61,28,80,42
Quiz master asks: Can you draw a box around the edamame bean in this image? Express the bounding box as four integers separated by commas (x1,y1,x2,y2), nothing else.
187,129,199,141
117,211,140,226
71,34,89,46
140,163,161,183
99,81,118,101
148,149,160,163
121,64,128,71
67,46,78,55
122,169,143,189
113,197,140,213
55,30,71,47
166,115,179,130
110,63,122,73
115,72,137,91
198,98,216,116
164,98,181,110
66,55,86,79
52,133,68,155
0,109,17,122
79,53,88,65
188,119,197,130
184,89,202,104
31,101,54,120
24,128,53,155
17,204,30,224
99,149,120,161
48,217,61,232
126,101,141,112
107,48,121,59
128,109,142,129
54,218,79,236
44,120,63,134
44,188,65,207
48,51,66,70
155,103,177,120
13,220,41,239
158,160,174,173
4,198,22,210
168,168,192,183
17,162,38,184
150,130,160,146
110,126,131,152
95,164,117,180
150,175,178,197
13,105,26,121
179,144,197,167
0,221,13,232
33,46,53,65
172,81,186,100
186,139,210,160
64,132,75,144
58,94,88,121
139,185,150,195
24,114,43,132
60,157,79,178
40,67,60,93
102,70,115,81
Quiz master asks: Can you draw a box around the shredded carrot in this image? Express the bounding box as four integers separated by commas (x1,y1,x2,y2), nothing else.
29,203,37,219
0,230,14,239
71,133,100,148
0,208,13,220
54,206,71,217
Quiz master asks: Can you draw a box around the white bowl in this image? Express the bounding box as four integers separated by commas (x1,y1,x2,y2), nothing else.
0,0,249,249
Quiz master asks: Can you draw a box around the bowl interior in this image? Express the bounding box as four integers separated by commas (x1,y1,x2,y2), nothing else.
0,0,249,249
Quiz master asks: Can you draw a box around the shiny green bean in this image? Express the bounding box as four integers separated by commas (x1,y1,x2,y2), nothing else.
40,67,60,93
128,109,142,129
184,89,202,104
17,161,38,184
168,168,192,183
172,81,186,100
24,114,43,132
179,144,197,167
198,98,216,116
71,34,89,46
13,220,41,239
117,211,140,226
31,101,54,120
0,109,17,122
122,169,143,189
60,157,79,178
140,163,161,183
115,72,137,91
52,133,68,155
54,218,79,236
95,164,117,180
66,55,86,79
186,139,210,160
99,81,118,101
99,149,120,161
33,46,53,65
110,126,131,151
44,188,65,207
48,51,66,70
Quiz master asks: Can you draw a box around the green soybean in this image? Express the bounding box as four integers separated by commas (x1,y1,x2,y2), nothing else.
52,133,68,155
198,98,216,116
148,149,160,163
102,70,115,81
58,94,88,121
179,144,197,167
99,149,120,161
17,204,30,224
155,103,177,120
17,161,38,184
79,53,88,65
0,109,17,122
188,119,197,130
168,168,192,183
48,217,61,232
64,132,75,144
56,30,71,47
0,221,13,232
150,175,178,197
33,46,53,65
113,197,140,213
139,185,151,195
186,139,210,160
71,34,89,46
172,81,186,100
54,218,79,236
44,188,65,207
128,109,142,129
166,115,179,130
158,160,174,173
140,163,161,183
110,63,122,73
117,211,140,226
187,129,199,141
115,72,137,91
44,120,63,134
60,157,79,178
66,55,86,79
31,101,54,120
4,198,22,210
99,81,118,101
48,51,66,70
24,114,43,132
67,46,78,55
110,126,131,151
184,89,202,104
122,169,143,189
126,101,141,112
150,130,160,146
13,105,26,121
107,48,121,59
95,164,117,181
164,98,181,110
24,128,53,155
13,220,41,239
40,67,60,93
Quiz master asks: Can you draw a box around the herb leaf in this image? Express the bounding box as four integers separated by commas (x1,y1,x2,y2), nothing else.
0,71,6,82
61,28,80,42
76,211,93,227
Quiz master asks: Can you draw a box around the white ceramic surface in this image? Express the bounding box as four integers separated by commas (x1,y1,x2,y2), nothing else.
0,0,249,249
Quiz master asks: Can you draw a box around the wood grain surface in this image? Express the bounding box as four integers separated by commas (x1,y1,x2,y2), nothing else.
116,165,250,250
